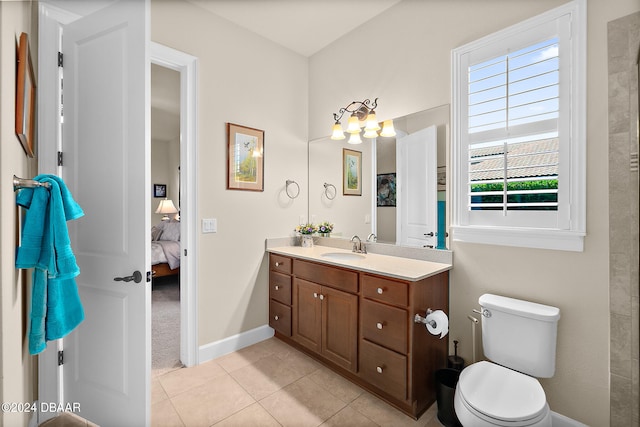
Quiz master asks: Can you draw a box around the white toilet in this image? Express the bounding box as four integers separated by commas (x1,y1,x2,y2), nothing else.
454,294,561,427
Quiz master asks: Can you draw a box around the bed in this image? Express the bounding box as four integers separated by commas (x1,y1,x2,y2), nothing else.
151,220,181,278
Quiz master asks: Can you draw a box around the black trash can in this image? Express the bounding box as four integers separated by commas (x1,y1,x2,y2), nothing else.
434,368,462,427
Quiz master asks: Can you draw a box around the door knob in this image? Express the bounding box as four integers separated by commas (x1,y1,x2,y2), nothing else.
114,270,142,283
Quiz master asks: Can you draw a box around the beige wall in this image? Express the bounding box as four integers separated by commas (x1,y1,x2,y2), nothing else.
151,0,309,345
308,0,639,424
0,1,38,426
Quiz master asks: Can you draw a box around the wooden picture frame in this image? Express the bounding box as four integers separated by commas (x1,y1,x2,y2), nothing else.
15,32,36,158
343,148,362,196
226,123,264,191
154,184,167,198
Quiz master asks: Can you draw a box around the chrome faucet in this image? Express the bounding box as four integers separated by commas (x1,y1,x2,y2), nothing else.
350,235,367,254
367,233,377,242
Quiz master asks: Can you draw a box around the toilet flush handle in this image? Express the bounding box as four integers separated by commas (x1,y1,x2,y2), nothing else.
473,308,491,318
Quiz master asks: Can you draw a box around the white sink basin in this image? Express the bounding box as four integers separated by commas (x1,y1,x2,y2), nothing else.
321,252,365,261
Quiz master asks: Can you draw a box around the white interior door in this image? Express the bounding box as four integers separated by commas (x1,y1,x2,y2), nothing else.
61,1,150,425
396,125,437,247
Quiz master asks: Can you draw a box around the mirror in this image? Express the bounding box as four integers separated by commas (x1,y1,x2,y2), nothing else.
308,104,449,249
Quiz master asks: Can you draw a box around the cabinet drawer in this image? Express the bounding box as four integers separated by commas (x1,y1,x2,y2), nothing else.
270,254,292,274
269,300,292,336
362,275,408,307
361,299,408,354
270,271,292,305
359,339,407,401
293,259,358,294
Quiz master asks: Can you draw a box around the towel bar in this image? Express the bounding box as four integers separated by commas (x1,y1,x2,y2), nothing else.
13,175,50,192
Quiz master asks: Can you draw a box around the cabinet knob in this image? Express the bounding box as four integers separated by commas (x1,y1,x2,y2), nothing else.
274,285,280,291
376,322,384,330
376,366,384,374
313,292,318,298
319,294,325,300
274,315,279,321
377,287,384,294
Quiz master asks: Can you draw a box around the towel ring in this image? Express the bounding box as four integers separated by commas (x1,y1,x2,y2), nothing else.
323,183,336,200
285,179,300,199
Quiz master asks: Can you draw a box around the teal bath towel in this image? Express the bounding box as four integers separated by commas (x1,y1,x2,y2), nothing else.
16,175,85,355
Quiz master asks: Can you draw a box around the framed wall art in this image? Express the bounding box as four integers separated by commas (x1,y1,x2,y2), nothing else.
343,148,362,196
154,184,167,198
377,173,396,207
15,32,36,158
226,123,264,191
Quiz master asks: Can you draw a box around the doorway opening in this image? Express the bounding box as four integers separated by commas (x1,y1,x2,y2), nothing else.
151,63,182,374
150,42,199,372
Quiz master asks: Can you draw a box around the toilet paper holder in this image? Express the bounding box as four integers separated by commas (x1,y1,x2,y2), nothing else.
414,308,437,328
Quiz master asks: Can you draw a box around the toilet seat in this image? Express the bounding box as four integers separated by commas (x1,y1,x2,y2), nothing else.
456,361,550,426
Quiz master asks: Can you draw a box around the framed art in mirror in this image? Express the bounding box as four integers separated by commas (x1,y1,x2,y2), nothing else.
343,148,361,196
16,32,36,158
227,123,264,191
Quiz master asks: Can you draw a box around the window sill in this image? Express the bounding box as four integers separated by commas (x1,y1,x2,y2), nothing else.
451,225,585,252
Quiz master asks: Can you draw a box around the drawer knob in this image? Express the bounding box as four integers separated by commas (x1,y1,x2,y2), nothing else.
274,315,279,321
377,287,384,294
275,262,281,267
274,285,280,290
376,322,384,330
376,366,384,374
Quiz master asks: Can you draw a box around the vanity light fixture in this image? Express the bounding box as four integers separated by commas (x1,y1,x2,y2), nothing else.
330,98,396,143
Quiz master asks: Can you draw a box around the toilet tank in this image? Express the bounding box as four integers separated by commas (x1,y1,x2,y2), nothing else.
479,294,560,378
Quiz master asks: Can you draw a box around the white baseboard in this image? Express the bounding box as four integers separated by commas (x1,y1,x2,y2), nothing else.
198,324,274,364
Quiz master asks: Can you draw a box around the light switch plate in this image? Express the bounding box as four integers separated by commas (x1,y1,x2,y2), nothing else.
202,218,217,233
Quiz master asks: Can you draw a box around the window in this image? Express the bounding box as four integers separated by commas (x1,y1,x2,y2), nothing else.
451,0,586,251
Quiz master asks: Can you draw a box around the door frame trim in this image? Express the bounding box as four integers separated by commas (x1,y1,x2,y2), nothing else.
150,42,199,367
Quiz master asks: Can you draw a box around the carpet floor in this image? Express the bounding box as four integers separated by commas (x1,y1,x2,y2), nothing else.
152,276,182,375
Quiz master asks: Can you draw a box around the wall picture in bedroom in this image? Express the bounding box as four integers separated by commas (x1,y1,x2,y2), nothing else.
154,184,167,198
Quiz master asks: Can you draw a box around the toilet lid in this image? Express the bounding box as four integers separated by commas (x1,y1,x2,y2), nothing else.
458,361,548,423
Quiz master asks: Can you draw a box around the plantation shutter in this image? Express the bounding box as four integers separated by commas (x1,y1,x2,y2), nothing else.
458,15,571,229
452,0,586,250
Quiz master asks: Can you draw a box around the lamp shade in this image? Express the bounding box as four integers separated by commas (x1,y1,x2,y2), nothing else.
348,132,362,144
331,122,346,140
379,120,396,137
156,199,178,220
346,114,361,134
363,128,379,139
364,112,381,132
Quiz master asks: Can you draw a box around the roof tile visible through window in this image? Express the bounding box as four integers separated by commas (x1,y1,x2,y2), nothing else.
469,138,559,181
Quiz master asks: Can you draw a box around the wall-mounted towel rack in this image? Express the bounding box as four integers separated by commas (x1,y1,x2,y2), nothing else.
13,175,50,192
323,183,336,200
285,179,300,199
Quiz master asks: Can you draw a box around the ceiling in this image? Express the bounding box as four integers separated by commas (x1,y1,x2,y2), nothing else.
185,0,403,57
152,0,402,143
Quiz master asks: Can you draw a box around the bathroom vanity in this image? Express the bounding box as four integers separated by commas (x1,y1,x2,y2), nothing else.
267,244,451,419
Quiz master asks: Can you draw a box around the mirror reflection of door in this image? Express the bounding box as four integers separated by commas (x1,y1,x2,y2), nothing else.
396,126,437,248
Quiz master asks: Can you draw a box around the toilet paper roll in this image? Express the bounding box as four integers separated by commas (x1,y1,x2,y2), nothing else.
425,310,449,339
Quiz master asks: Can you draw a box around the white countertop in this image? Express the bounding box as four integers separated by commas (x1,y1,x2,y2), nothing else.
267,245,451,281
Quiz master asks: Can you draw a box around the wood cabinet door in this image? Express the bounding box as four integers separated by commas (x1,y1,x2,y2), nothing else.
292,279,322,353
322,287,358,372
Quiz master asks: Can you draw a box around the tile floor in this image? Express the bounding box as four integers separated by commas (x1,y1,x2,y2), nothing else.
152,337,442,427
